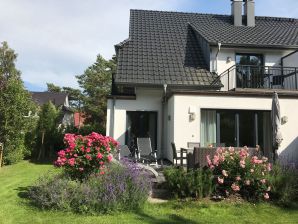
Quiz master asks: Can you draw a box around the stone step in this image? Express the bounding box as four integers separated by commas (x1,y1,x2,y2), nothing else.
150,188,171,200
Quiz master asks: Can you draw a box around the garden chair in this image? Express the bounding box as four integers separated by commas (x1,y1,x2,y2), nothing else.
171,142,187,166
137,137,158,167
117,145,135,161
187,142,200,149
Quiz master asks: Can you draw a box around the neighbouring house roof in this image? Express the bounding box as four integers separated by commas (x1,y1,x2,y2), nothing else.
115,10,298,87
31,92,68,107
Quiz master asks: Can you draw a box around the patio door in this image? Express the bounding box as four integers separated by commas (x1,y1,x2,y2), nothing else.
125,111,157,150
201,109,272,155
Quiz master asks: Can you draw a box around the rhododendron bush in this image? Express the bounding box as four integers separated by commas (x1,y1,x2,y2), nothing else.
54,132,118,179
207,147,272,201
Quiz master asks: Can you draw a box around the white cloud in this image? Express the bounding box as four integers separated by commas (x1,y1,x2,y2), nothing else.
0,0,183,89
0,0,296,90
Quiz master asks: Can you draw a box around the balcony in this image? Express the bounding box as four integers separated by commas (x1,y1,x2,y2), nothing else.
214,65,298,91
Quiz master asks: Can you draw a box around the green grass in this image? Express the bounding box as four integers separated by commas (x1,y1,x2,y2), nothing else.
0,161,298,224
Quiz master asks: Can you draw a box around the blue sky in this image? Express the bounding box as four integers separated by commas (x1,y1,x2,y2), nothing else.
0,0,297,91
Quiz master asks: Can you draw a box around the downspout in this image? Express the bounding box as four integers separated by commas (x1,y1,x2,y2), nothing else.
160,83,167,167
215,42,222,73
281,50,298,67
281,50,298,88
110,97,116,138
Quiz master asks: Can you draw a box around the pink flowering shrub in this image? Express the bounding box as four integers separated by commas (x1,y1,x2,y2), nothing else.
54,132,118,179
207,147,272,201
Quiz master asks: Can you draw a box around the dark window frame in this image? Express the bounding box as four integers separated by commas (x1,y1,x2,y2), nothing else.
201,109,270,148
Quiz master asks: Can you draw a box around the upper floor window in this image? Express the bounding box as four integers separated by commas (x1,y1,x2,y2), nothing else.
236,53,264,66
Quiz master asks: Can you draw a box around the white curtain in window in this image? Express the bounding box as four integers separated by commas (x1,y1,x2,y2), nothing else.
200,110,216,147
263,112,273,161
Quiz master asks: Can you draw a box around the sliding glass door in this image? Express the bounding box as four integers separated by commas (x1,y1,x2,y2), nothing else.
201,109,272,153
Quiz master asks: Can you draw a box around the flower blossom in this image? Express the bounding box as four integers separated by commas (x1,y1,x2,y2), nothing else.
107,154,113,162
97,152,103,159
222,170,228,177
231,183,240,191
228,147,235,153
218,177,224,184
85,154,92,160
68,158,75,166
260,179,266,184
57,150,65,158
267,163,272,172
267,186,271,191
251,156,263,164
239,148,248,158
213,155,220,166
264,193,270,200
239,160,246,168
206,155,212,166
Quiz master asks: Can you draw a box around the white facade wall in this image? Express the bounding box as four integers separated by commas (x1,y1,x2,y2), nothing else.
165,96,175,161
107,48,298,164
210,47,293,90
283,51,298,67
168,94,298,164
106,88,163,151
211,47,293,74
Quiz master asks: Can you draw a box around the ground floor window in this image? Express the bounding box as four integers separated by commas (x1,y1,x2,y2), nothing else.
125,111,157,150
201,109,272,152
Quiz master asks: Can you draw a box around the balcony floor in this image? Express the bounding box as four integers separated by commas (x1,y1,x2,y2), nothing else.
232,88,298,95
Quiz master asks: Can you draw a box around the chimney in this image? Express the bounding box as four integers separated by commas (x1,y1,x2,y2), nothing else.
231,0,243,26
244,0,255,27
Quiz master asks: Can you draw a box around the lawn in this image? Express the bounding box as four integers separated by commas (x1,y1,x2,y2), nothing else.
0,161,298,224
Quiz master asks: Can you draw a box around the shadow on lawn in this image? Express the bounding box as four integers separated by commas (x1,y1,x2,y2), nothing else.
135,210,201,224
28,158,54,165
16,186,31,200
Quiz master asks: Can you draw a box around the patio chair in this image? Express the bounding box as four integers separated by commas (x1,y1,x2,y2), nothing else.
137,137,158,167
171,142,188,166
187,142,200,149
117,145,134,161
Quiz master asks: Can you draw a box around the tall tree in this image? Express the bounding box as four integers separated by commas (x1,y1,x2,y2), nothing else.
36,101,59,160
0,42,36,164
47,83,83,110
62,86,83,110
46,83,62,92
76,54,116,132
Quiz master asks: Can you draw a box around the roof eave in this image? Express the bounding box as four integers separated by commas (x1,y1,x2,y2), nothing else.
114,81,222,90
209,42,298,50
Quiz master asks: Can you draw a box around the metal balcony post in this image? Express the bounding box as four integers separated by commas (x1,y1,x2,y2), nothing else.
295,68,298,90
228,68,230,90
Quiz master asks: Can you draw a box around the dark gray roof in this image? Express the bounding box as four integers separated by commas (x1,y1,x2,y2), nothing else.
31,92,68,107
190,15,298,48
115,9,298,87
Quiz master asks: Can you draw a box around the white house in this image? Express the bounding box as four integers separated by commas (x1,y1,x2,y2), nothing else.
106,0,298,165
31,91,74,127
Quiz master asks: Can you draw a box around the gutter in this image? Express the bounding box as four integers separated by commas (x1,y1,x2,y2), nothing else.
215,42,222,73
113,82,222,90
209,43,298,50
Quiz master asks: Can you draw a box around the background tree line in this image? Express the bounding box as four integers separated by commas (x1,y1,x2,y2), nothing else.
0,42,115,164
